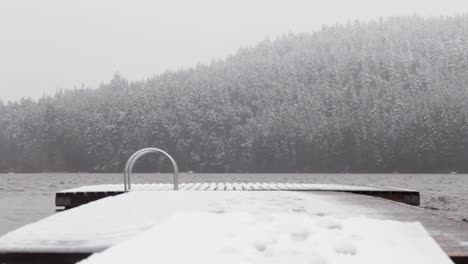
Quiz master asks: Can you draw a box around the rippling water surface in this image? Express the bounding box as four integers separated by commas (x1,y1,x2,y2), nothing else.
0,173,467,235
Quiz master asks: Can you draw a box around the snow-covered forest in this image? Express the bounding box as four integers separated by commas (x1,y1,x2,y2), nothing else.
1,16,467,173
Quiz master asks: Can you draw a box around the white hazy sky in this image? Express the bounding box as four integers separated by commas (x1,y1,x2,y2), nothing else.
1,0,467,102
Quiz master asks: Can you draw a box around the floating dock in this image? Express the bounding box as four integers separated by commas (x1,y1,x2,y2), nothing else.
1,190,467,264
55,183,420,208
0,147,466,263
0,148,468,264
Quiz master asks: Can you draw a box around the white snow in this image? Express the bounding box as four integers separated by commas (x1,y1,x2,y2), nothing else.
0,191,374,252
0,191,452,264
79,212,453,264
0,191,376,252
59,183,386,193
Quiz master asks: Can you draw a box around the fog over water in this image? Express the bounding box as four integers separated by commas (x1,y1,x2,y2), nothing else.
1,0,468,101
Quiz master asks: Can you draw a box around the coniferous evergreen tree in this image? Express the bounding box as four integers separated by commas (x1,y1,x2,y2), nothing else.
1,16,468,173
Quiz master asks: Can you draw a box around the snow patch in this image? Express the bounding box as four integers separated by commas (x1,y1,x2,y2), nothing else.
0,191,375,252
80,212,453,264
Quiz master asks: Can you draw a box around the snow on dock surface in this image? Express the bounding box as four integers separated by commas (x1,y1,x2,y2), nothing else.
0,191,456,264
58,183,389,193
55,183,420,209
0,191,377,253
80,212,453,264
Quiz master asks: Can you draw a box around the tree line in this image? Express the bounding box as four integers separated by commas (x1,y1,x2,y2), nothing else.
1,15,468,173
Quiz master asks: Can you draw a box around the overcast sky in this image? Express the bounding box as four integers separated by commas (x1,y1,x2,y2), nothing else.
1,0,467,102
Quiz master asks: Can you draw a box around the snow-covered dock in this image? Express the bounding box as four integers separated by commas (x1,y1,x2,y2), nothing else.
1,191,467,264
55,183,420,208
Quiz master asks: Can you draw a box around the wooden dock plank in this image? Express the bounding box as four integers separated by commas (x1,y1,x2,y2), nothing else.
324,192,468,262
264,182,276,190
233,183,242,191
242,183,253,190
159,184,173,190
207,182,217,191
2,191,467,264
225,183,234,191
149,184,165,191
275,183,291,190
179,183,194,190
216,182,225,191
190,183,202,190
80,206,454,264
55,183,420,209
198,183,210,191
251,182,262,190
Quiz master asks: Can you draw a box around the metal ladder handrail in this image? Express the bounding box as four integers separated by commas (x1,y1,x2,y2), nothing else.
124,148,179,192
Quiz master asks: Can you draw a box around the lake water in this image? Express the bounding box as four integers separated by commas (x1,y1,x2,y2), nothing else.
0,173,467,236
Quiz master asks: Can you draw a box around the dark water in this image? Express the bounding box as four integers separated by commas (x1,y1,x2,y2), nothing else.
0,173,467,236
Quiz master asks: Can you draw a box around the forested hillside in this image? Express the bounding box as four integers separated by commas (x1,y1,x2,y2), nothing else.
1,16,468,173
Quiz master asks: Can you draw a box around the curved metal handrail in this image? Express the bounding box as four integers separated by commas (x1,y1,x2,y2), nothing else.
123,148,179,192
124,148,149,190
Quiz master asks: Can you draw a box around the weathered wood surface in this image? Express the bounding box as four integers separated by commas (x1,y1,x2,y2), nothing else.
1,191,467,263
55,183,420,208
